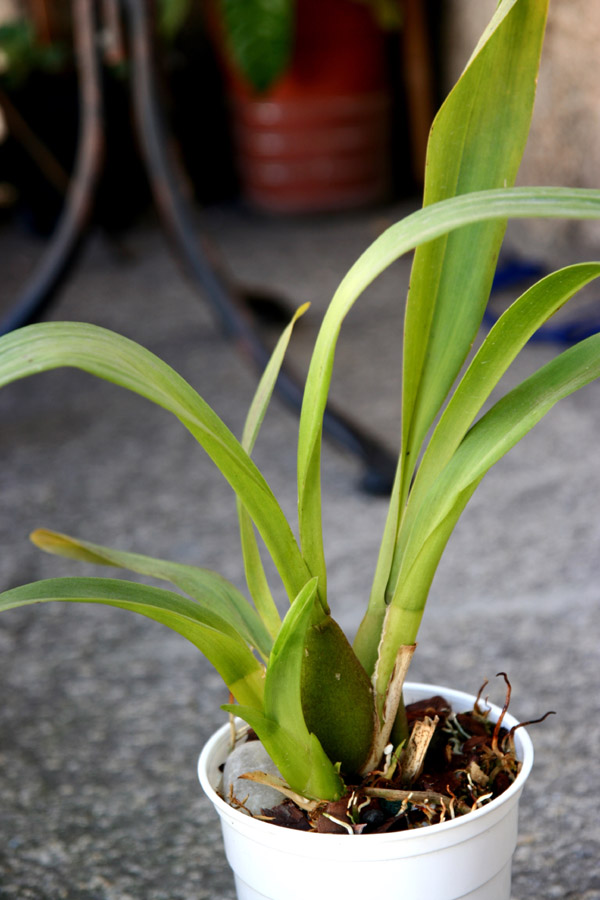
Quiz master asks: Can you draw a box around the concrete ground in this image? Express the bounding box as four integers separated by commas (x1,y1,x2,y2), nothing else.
0,202,599,899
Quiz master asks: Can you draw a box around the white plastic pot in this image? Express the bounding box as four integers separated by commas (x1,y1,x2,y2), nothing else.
198,682,534,900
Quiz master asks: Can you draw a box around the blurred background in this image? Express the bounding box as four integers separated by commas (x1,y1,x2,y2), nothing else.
1,0,599,250
0,0,436,233
1,2,599,899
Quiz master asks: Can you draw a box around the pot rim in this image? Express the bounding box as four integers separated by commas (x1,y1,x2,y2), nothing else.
198,680,534,843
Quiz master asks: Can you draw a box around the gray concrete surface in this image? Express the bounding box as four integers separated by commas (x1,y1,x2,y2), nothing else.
0,204,599,899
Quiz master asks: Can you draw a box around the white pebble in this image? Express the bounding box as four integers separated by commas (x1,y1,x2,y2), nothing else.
223,740,285,815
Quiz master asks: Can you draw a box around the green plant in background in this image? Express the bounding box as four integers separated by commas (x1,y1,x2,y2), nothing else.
216,0,295,92
156,0,194,42
1,0,600,802
0,19,66,87
213,0,401,92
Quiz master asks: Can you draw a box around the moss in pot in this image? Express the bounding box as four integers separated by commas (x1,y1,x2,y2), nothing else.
0,0,600,889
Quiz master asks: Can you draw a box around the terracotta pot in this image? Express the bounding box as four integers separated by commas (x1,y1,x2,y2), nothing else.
213,0,392,213
198,682,534,900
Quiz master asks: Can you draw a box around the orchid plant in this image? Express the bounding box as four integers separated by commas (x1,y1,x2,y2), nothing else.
2,0,600,803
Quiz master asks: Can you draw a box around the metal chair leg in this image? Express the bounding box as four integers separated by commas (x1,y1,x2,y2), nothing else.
0,0,104,336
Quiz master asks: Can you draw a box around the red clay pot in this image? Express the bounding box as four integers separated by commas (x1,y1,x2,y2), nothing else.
213,0,391,213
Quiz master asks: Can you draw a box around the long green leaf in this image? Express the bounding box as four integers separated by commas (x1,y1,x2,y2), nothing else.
0,323,311,603
400,0,549,501
408,264,600,513
388,263,600,599
298,0,548,597
354,262,600,670
436,332,600,526
355,263,600,672
241,303,310,456
371,476,482,718
0,577,266,708
297,185,600,607
30,528,273,660
371,333,600,705
237,303,310,638
368,0,548,653
263,577,320,742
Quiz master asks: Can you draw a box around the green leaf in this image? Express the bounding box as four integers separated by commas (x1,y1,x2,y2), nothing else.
266,576,373,778
0,577,266,708
400,0,549,502
409,264,600,510
156,0,191,40
237,510,281,640
371,479,481,712
238,303,310,638
370,0,548,649
218,0,294,92
355,263,600,674
224,578,344,800
263,578,319,742
370,332,600,709
297,185,600,610
221,705,342,801
387,262,600,599
388,332,600,651
241,302,310,455
353,0,547,671
30,528,273,660
0,322,312,604
440,333,600,516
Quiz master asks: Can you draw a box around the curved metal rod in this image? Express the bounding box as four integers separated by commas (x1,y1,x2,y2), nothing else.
124,0,396,492
0,0,104,336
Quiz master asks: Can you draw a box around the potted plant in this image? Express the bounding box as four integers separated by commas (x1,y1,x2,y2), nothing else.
204,0,400,212
1,0,600,897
